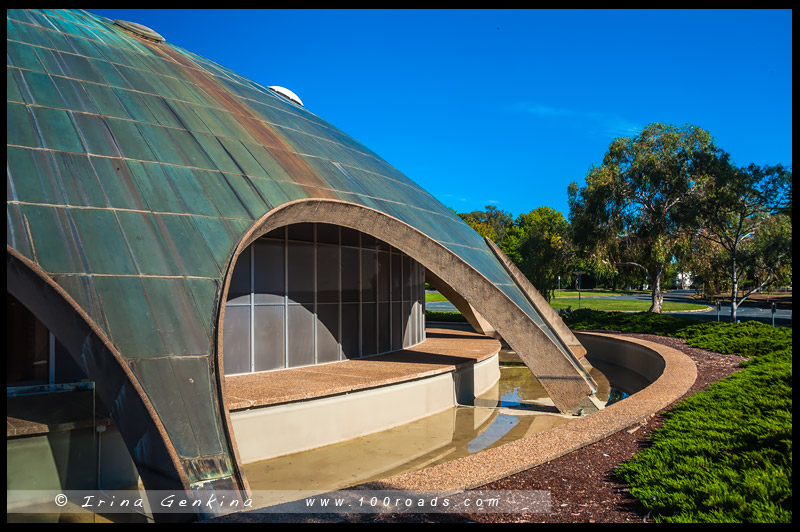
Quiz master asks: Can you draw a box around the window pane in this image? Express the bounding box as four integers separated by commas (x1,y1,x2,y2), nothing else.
419,301,426,344
316,303,339,363
341,227,359,247
411,261,420,303
361,302,376,356
253,238,284,304
412,301,422,345
287,303,314,367
316,223,339,245
287,222,314,242
378,251,390,302
287,241,314,303
263,226,285,239
378,302,390,354
341,247,359,302
227,247,250,305
254,305,284,371
361,233,376,248
391,302,402,351
403,255,411,301
223,306,250,374
416,263,425,303
361,249,376,303
317,243,339,303
341,303,359,359
402,300,412,347
391,253,402,302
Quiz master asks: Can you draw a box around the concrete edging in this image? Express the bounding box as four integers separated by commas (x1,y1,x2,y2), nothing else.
360,331,697,491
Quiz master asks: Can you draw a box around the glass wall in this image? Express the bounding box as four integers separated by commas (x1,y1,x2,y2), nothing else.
7,293,85,386
223,223,426,375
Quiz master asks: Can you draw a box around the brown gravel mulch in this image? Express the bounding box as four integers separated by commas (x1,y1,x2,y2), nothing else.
361,333,746,524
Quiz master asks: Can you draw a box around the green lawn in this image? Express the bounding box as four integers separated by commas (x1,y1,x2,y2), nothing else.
549,298,709,312
426,290,708,312
425,291,449,302
554,288,649,298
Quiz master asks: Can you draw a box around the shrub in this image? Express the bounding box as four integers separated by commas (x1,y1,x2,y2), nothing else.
572,310,796,522
562,309,791,357
425,310,468,323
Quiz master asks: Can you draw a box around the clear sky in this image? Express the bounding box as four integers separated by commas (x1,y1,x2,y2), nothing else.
87,9,792,219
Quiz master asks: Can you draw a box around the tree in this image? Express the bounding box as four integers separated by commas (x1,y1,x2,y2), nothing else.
674,231,728,298
460,216,496,240
689,156,792,321
746,212,792,292
502,207,572,301
458,205,513,244
568,123,718,312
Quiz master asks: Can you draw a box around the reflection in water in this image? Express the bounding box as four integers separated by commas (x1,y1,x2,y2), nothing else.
585,355,652,399
243,350,651,509
466,414,519,454
244,355,596,508
244,404,577,509
605,388,630,406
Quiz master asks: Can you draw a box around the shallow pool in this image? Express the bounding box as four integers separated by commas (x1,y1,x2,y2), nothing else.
242,348,648,508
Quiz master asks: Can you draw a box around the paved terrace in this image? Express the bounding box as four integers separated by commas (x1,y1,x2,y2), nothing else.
223,327,502,411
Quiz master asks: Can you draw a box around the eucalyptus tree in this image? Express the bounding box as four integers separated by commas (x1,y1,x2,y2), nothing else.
568,123,718,312
689,155,792,322
458,205,513,244
501,206,572,301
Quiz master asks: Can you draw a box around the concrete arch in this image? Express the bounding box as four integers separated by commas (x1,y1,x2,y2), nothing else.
215,200,600,445
6,247,196,522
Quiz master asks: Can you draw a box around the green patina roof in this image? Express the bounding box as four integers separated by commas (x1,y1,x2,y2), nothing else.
7,9,569,484
7,8,556,353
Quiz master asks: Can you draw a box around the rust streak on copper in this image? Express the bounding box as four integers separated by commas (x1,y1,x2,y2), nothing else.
143,43,337,198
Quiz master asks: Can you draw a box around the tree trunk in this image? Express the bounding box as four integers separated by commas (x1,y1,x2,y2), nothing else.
730,258,738,323
649,263,664,313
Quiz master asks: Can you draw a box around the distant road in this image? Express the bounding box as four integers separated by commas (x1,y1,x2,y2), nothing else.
426,289,792,326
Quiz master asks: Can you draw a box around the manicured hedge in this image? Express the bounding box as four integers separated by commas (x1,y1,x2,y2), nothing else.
425,310,468,323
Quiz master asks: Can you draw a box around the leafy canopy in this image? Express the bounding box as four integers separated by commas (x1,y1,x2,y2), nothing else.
569,123,719,311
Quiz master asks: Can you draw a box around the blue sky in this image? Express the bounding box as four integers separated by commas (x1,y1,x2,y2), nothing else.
88,9,792,219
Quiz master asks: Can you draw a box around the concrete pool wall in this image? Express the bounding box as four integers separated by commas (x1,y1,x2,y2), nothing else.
350,331,697,492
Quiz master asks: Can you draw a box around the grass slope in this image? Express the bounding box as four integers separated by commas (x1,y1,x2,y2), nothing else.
563,310,792,523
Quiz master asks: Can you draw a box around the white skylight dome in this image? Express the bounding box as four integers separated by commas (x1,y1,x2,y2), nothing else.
268,86,303,106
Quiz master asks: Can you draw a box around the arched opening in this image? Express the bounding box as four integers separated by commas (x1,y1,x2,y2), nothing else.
216,199,597,414
7,292,148,521
215,200,600,492
7,249,192,522
221,223,426,375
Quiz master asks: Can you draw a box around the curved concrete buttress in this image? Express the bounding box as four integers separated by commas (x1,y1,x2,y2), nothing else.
216,200,600,425
483,238,588,358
